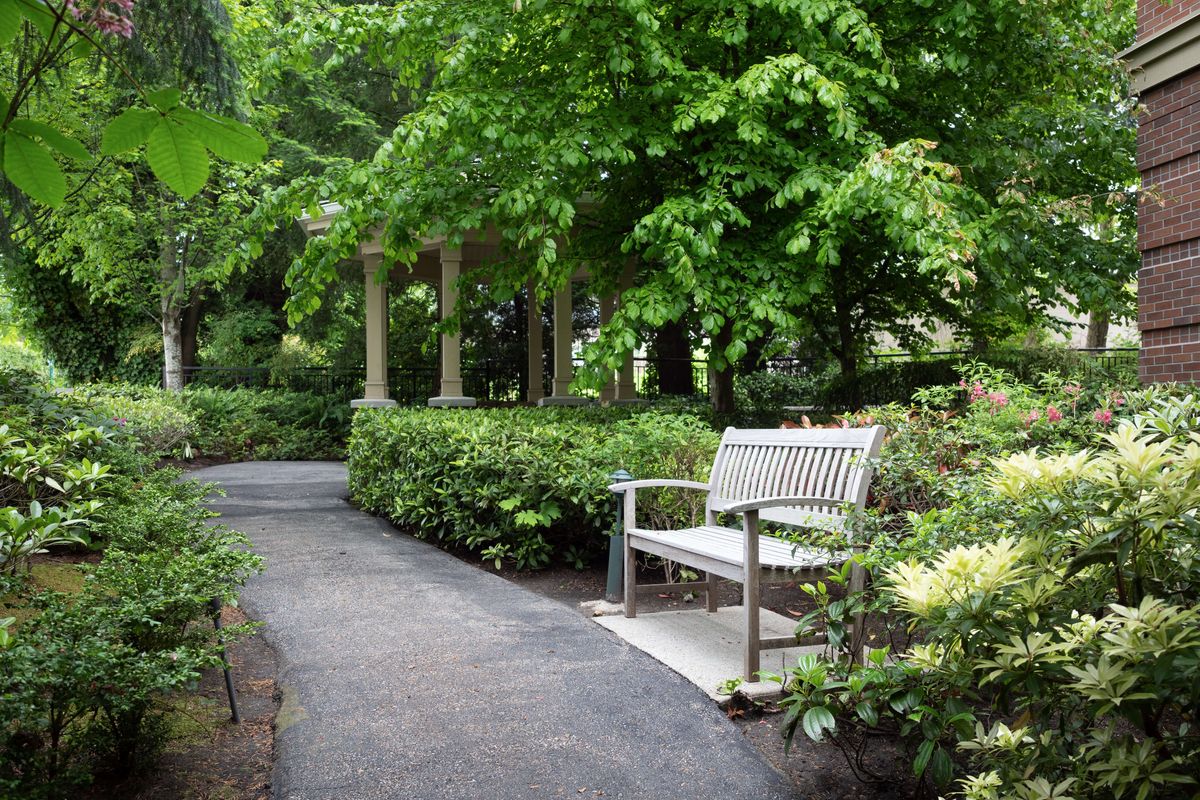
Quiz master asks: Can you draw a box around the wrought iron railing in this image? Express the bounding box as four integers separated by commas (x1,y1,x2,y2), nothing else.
180,347,1138,404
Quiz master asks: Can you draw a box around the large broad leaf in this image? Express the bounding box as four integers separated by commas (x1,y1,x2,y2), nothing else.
146,120,208,197
3,130,66,206
801,705,836,742
10,119,89,161
101,108,160,155
21,0,58,39
172,107,267,163
146,88,183,112
0,0,21,45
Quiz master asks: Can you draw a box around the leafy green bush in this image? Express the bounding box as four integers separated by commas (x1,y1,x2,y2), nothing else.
180,385,349,460
349,407,720,569
78,382,350,461
776,385,1200,799
0,371,263,796
819,347,1137,411
92,393,198,457
732,367,838,427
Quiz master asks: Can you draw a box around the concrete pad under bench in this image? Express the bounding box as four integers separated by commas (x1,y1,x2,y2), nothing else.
594,606,824,702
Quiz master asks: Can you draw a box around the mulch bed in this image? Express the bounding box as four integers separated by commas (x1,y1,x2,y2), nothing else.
83,606,278,800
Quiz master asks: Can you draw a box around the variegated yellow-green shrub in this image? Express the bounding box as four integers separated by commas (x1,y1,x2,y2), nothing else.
778,404,1200,800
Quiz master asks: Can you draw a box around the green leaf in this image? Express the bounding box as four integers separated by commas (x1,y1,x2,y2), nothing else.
854,701,879,726
10,119,89,161
22,1,57,38
171,107,267,163
0,0,21,45
145,120,208,197
929,746,953,786
146,88,183,112
3,130,66,206
101,108,159,154
801,705,836,741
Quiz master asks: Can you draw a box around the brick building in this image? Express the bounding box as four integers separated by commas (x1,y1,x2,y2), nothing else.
1124,1,1200,382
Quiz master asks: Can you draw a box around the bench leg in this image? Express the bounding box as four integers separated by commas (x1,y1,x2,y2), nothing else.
744,573,760,682
705,571,718,613
847,555,867,663
624,541,637,618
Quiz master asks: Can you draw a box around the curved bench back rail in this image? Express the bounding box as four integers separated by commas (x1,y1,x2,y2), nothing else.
706,426,886,533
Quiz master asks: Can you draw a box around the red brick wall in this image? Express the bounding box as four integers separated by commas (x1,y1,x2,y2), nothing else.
1137,2,1200,383
1139,0,1198,37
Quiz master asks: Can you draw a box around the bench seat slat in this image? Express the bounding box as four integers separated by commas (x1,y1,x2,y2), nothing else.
629,525,846,570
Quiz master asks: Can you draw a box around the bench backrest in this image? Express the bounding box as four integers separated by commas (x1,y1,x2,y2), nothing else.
706,426,886,533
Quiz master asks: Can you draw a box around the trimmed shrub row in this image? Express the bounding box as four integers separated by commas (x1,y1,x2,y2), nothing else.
348,407,720,569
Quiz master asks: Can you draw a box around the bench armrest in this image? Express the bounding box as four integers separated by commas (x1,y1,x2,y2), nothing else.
715,496,843,514
607,479,711,493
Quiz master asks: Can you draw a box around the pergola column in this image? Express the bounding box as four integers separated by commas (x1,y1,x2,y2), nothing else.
614,261,641,403
526,281,545,404
598,293,617,403
428,245,477,408
350,254,396,409
539,281,589,406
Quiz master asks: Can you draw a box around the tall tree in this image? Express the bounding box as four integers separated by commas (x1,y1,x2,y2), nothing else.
239,0,1137,411
0,0,267,387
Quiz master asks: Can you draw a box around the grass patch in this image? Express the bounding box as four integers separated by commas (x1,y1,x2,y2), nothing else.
0,559,90,626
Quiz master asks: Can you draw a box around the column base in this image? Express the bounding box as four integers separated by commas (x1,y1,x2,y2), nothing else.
350,398,398,409
428,396,478,408
538,396,594,407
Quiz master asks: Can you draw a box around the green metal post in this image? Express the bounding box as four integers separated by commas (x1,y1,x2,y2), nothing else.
606,469,633,602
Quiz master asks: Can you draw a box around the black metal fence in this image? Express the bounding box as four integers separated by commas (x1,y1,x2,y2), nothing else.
180,347,1139,405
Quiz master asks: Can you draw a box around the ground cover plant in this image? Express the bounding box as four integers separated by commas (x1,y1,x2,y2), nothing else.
0,368,263,796
772,366,1199,799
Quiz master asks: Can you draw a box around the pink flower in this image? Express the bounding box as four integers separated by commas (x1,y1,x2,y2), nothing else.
968,382,986,403
1046,405,1063,423
1025,409,1040,427
1094,409,1113,425
988,391,1008,408
958,379,968,388
1110,391,1126,407
1064,384,1082,396
67,0,135,37
112,416,127,427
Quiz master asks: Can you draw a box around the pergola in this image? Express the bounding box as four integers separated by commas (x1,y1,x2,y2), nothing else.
299,203,640,407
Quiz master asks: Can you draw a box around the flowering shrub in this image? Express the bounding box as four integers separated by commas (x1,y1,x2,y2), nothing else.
777,393,1200,799
65,0,135,37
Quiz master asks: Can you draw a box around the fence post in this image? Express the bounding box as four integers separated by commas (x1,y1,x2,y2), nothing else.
607,469,633,603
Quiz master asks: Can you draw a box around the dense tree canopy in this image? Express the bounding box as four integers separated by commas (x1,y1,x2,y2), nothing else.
238,0,1137,406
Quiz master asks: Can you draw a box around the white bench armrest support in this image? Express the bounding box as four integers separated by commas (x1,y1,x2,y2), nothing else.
612,480,711,534
715,496,844,514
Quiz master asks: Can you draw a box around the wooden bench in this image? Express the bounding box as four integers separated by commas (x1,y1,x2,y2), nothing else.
609,425,886,682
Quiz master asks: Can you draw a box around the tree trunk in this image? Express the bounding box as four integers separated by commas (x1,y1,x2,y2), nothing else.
710,320,735,415
654,319,694,395
1085,310,1110,349
161,305,184,391
160,214,185,392
181,293,203,370
832,297,863,411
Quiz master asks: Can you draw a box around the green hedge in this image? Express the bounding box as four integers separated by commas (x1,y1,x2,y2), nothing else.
348,407,720,569
80,383,350,461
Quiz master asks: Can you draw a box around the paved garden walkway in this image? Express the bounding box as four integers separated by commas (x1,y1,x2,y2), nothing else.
197,462,797,800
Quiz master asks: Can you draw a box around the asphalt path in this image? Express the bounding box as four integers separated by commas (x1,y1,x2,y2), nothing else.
197,461,797,800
